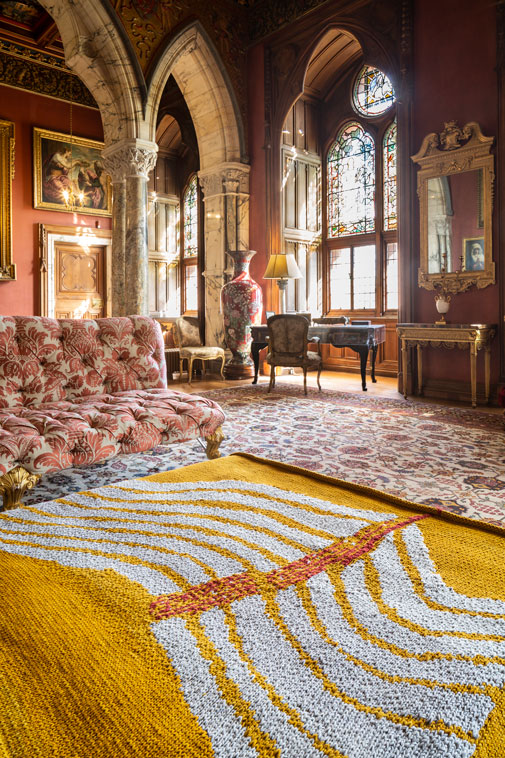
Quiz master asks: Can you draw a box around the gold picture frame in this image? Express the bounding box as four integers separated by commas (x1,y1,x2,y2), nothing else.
412,121,495,293
0,119,16,281
33,127,111,217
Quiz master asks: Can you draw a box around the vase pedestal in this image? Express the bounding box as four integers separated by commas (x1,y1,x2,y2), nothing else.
224,359,255,380
221,250,263,379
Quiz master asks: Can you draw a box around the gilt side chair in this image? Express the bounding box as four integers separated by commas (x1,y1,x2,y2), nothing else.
174,317,225,384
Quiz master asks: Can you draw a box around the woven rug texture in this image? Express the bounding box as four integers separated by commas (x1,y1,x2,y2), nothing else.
23,384,505,527
2,454,504,757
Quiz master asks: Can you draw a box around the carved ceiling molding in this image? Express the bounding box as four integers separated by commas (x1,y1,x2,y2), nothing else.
0,48,96,107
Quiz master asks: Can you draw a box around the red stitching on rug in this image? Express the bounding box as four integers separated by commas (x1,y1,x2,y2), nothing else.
150,513,428,620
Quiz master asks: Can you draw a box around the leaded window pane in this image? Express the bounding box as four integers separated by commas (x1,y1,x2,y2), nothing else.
183,176,198,258
383,120,397,231
353,244,376,309
327,123,375,238
329,248,351,310
184,263,198,311
385,241,398,311
353,65,395,117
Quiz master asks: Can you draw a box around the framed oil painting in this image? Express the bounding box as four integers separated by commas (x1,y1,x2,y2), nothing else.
463,237,485,272
33,128,111,217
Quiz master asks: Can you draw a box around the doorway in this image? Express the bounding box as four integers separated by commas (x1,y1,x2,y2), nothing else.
39,224,112,318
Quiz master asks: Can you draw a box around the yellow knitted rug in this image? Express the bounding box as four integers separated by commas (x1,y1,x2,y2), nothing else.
1,453,505,758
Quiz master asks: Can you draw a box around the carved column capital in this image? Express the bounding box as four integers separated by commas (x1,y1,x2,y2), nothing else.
199,162,250,199
102,139,158,181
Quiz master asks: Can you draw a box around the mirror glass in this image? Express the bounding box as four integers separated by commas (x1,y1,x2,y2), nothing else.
412,122,495,293
427,169,483,274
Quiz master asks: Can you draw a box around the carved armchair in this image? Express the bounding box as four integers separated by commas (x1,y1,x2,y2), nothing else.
266,314,322,395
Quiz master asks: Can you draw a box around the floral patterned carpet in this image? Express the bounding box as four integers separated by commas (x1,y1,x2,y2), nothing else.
23,384,505,526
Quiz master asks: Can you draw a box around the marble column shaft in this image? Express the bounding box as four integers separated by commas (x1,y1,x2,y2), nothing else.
199,163,251,346
103,139,158,317
125,175,148,315
110,179,126,316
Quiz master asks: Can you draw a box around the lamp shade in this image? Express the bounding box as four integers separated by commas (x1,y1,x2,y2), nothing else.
263,253,302,280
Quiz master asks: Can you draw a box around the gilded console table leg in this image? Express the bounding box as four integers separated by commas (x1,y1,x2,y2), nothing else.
401,338,408,398
206,426,224,459
0,466,41,511
484,347,491,404
417,344,423,396
470,343,477,408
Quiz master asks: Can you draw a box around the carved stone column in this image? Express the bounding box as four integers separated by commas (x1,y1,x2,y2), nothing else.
103,139,158,316
198,163,250,346
102,155,126,316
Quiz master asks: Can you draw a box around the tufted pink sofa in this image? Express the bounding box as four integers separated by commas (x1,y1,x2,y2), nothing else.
0,315,225,510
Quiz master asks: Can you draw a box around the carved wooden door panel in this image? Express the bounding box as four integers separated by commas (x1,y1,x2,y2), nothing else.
54,242,106,319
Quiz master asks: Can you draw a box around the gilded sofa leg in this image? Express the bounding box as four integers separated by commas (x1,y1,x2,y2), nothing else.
0,466,41,511
206,426,224,460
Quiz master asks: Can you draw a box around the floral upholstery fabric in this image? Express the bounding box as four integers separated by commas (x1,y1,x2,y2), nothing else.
0,316,225,477
0,316,167,408
175,317,201,347
180,346,225,359
266,315,322,369
266,350,321,367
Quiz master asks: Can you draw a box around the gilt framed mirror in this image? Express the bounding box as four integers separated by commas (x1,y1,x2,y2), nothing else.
0,119,16,281
412,121,494,293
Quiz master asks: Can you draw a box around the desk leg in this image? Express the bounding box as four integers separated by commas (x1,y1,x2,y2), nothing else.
371,345,378,383
251,342,266,385
417,344,423,396
358,347,369,391
401,338,408,398
470,343,477,408
485,347,491,404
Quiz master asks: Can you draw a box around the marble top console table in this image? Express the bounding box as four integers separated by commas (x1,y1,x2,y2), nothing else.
396,323,497,407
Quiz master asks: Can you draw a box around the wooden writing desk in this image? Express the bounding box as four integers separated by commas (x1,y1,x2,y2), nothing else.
251,323,386,391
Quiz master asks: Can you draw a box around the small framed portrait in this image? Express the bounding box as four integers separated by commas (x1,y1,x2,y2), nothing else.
33,128,111,216
463,237,485,272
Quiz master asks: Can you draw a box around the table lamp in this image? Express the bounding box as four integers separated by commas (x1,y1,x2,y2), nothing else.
263,253,302,313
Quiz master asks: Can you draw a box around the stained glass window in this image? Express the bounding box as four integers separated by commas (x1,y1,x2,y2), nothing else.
353,65,395,117
383,119,397,231
327,122,375,238
183,175,198,258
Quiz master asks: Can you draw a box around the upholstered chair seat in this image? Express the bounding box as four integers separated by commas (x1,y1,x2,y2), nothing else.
174,317,225,384
266,314,322,395
266,350,321,367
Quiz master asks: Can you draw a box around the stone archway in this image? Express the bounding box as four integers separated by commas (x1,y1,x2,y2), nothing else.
35,7,249,331
38,0,145,144
147,22,249,345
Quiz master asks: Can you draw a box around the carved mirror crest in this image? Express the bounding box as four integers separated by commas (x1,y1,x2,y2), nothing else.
0,119,15,281
412,121,494,293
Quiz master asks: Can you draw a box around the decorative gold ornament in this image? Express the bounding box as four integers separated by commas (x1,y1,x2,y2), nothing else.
0,466,41,511
206,426,224,459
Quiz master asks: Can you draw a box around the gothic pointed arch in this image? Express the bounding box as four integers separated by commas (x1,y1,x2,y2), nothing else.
37,0,145,145
146,21,245,168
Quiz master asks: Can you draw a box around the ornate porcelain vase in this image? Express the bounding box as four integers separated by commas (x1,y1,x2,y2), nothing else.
221,250,263,379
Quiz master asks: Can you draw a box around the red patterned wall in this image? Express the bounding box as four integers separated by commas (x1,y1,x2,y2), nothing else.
0,85,110,316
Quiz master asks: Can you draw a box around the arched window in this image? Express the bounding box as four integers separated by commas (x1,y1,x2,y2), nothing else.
353,64,395,117
327,122,375,237
325,66,397,316
181,175,199,313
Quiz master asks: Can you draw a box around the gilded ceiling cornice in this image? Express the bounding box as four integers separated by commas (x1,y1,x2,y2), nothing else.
0,46,97,107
